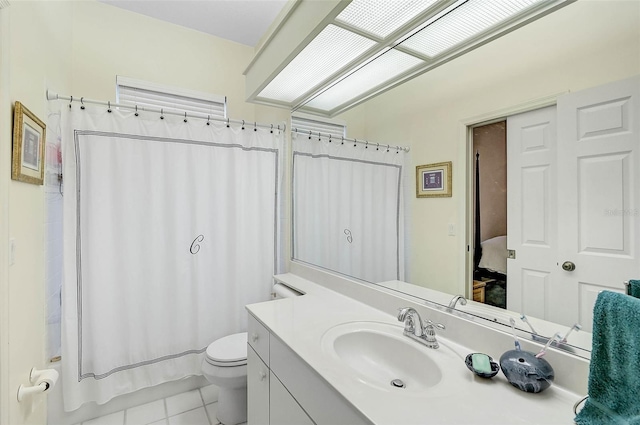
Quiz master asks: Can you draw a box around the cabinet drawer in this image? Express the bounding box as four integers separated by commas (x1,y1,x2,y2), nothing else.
248,313,270,364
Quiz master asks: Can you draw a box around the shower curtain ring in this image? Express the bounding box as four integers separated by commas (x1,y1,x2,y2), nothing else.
254,122,257,132
184,112,188,123
69,96,73,108
160,108,164,120
376,143,379,151
134,105,139,117
226,118,230,128
270,124,273,134
206,115,210,126
318,132,321,141
107,101,112,113
365,141,368,149
242,120,245,130
354,138,358,147
386,144,390,152
308,130,312,140
80,97,85,110
329,135,332,143
396,146,400,154
341,136,344,145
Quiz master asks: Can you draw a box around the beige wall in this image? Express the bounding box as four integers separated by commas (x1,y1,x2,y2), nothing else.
0,1,283,423
1,1,73,423
70,1,256,119
345,0,640,295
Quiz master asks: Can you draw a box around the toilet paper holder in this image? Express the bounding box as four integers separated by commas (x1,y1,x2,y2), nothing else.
17,367,59,402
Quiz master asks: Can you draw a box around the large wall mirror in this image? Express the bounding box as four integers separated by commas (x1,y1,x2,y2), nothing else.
290,0,640,358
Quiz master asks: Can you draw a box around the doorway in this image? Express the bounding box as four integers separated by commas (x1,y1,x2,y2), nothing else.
465,76,640,331
471,121,507,309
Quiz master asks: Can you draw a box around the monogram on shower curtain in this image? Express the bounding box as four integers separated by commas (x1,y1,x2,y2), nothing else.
60,104,283,411
292,133,408,283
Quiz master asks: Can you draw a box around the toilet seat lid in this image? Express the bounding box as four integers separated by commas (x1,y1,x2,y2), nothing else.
205,332,247,366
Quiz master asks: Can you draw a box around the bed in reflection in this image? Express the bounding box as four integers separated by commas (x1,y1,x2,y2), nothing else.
473,152,507,308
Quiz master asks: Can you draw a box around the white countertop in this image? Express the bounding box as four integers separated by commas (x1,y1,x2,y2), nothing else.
247,274,581,425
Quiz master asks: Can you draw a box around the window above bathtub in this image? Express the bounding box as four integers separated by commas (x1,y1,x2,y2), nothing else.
116,76,227,119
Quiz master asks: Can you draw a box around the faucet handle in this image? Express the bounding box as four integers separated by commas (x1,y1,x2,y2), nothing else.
423,320,445,349
424,320,445,333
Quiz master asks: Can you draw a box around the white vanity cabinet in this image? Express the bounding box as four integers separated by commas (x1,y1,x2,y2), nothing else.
247,314,315,425
247,313,369,425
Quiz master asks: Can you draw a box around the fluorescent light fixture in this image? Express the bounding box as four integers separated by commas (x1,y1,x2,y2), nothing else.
336,0,439,39
257,25,376,103
400,0,544,58
245,0,574,116
305,49,424,111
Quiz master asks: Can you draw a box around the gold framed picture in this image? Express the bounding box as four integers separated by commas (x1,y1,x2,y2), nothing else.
12,101,46,185
416,161,452,198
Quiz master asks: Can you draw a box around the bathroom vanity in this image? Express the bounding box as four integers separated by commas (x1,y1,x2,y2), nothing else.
246,274,587,424
247,314,368,424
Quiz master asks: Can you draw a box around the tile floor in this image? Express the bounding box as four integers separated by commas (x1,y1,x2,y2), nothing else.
77,385,246,425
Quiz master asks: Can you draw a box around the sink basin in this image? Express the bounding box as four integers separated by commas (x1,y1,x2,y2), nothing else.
321,321,443,392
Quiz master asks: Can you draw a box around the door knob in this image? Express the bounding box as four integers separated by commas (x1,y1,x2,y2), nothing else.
562,261,576,271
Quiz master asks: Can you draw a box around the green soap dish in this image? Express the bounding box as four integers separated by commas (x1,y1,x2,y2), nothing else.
464,353,500,378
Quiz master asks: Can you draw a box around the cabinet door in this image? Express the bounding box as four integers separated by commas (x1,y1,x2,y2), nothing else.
270,372,314,425
247,346,269,425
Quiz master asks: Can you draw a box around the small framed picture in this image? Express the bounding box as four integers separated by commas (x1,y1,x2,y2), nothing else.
12,101,46,185
416,161,452,198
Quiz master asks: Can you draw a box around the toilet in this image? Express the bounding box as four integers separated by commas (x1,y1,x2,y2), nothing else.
201,332,249,425
201,283,301,425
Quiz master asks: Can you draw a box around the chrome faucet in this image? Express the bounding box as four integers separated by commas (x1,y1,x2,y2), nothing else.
448,295,467,310
397,307,446,349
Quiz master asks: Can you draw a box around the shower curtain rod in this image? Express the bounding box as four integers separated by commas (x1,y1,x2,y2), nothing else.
46,90,286,132
291,127,410,152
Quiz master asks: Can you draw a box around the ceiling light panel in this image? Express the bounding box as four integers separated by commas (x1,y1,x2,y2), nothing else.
400,0,543,58
336,0,439,39
305,49,424,111
257,25,377,103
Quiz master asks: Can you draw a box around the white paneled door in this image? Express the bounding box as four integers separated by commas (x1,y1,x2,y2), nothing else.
556,76,640,332
506,106,557,321
507,76,640,331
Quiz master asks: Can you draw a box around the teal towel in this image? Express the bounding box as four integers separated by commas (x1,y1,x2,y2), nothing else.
575,291,640,425
629,280,640,298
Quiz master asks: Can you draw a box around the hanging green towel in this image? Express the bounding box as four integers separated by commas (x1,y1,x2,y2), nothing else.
575,291,640,425
629,280,640,298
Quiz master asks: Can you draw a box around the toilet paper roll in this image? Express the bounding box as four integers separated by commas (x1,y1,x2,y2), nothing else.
35,369,59,391
273,283,302,299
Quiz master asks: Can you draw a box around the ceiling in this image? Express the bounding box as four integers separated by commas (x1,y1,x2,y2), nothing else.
98,0,575,117
98,0,289,47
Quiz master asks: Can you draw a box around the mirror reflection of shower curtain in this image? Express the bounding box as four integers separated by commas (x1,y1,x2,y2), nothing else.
60,105,283,411
292,133,408,283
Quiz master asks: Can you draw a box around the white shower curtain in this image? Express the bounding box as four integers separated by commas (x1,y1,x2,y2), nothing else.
292,133,408,283
61,104,283,410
